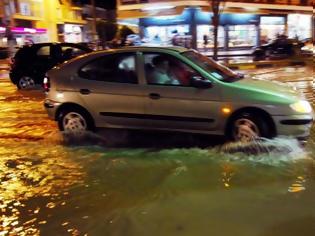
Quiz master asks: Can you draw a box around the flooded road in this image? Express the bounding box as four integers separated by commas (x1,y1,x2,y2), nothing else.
0,68,314,236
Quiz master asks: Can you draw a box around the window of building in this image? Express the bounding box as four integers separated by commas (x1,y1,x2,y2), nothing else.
288,14,312,40
197,25,225,49
228,25,257,48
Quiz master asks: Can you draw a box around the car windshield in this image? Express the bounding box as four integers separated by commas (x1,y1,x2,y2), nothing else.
182,51,242,82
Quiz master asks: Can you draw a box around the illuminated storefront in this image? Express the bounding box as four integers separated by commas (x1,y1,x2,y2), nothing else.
197,25,224,49
287,14,312,39
63,24,83,43
260,16,286,43
118,0,313,50
1,0,85,42
139,9,260,50
0,26,47,46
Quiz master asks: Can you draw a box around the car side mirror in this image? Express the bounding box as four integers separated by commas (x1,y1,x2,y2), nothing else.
191,76,213,89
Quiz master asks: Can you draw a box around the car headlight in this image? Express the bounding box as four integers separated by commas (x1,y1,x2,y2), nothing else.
290,101,312,113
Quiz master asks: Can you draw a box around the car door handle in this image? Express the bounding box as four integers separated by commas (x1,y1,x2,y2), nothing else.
149,93,160,100
80,89,91,95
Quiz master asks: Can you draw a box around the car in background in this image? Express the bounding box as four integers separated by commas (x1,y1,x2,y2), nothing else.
301,38,314,56
9,42,93,89
44,47,313,142
253,36,305,60
0,46,9,59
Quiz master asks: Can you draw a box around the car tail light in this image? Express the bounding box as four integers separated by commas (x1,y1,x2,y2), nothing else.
43,76,50,92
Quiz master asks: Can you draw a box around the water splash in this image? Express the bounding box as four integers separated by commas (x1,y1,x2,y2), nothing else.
219,138,308,165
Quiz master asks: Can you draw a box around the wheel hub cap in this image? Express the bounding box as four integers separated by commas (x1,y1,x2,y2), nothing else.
233,118,260,142
63,112,87,133
19,76,35,89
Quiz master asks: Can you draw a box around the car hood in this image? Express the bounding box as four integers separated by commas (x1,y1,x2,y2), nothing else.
233,77,302,102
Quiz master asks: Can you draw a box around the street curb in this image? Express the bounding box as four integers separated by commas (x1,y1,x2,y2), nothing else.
226,57,313,70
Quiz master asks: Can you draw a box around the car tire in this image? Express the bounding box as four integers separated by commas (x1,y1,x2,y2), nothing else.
229,113,272,142
17,76,36,89
58,108,94,133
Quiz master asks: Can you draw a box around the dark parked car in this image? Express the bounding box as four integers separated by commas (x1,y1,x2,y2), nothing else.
9,42,93,89
0,46,9,59
253,36,304,60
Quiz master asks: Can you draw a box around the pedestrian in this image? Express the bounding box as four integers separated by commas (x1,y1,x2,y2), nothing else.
203,34,209,52
5,20,15,58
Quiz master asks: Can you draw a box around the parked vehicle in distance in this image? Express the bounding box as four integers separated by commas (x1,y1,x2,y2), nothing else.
253,36,305,60
44,47,313,142
9,42,93,89
301,38,314,56
0,46,9,59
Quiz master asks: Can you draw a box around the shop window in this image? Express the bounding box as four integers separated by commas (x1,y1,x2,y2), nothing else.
228,25,257,48
197,25,225,50
288,14,311,40
144,25,190,46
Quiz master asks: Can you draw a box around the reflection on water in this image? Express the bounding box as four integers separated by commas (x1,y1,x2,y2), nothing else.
0,78,314,236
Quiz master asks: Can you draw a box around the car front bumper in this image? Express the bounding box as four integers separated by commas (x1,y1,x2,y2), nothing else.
273,114,314,139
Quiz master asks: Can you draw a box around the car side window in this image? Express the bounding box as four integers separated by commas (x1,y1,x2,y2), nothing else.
36,46,50,56
61,46,87,59
144,53,198,86
79,53,138,84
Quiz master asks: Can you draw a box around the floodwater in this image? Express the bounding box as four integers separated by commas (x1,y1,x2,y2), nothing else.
0,71,314,236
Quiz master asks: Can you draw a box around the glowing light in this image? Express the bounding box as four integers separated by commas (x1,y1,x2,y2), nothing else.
142,5,175,11
0,27,47,34
222,107,231,114
56,93,64,99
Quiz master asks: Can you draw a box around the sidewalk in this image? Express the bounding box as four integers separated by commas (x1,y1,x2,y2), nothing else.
202,49,253,58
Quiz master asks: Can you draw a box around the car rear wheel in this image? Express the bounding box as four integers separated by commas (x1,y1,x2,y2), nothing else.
58,108,94,133
230,113,271,142
17,76,36,89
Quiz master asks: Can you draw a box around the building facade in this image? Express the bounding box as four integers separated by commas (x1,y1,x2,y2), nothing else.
117,0,313,50
0,0,86,46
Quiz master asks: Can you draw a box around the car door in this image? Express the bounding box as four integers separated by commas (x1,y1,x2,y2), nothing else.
32,44,55,78
74,52,146,128
140,52,223,132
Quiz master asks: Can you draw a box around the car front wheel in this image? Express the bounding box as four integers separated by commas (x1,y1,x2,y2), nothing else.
230,113,271,142
17,76,36,89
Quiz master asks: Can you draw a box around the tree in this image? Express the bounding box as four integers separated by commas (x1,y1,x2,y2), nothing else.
119,26,135,45
96,20,118,48
210,0,225,60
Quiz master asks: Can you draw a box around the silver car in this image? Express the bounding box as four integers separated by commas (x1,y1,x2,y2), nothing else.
44,47,314,142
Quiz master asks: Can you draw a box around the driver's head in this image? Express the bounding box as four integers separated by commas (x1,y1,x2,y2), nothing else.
152,56,169,71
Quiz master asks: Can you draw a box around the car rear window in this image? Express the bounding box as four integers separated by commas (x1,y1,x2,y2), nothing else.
14,46,35,60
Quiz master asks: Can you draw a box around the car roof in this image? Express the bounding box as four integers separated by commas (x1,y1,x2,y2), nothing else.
86,46,191,57
59,46,192,65
123,46,190,53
